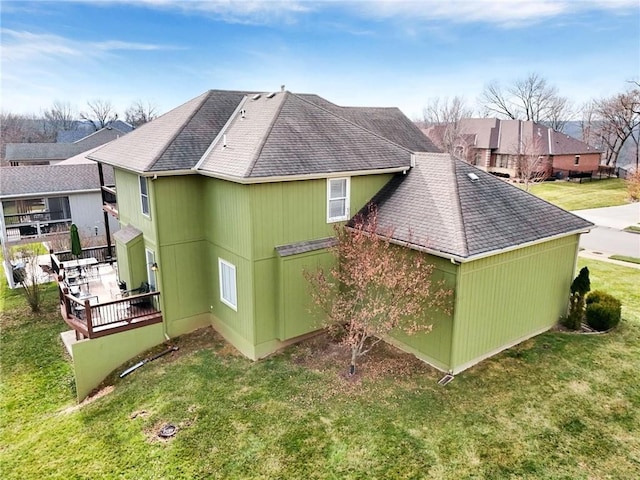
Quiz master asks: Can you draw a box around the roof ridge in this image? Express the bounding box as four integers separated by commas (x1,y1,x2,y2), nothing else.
291,92,414,154
148,90,214,171
246,91,290,177
448,156,470,257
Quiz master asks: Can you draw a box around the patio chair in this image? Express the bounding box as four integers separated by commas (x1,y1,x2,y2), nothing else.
118,282,154,309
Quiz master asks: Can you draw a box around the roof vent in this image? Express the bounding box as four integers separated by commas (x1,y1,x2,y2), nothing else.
266,92,276,99
252,94,261,100
467,172,479,183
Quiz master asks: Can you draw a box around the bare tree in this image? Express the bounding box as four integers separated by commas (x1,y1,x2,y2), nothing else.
80,99,118,131
12,247,47,313
480,73,572,132
304,206,452,375
421,96,474,159
125,100,158,128
515,129,551,192
0,112,53,163
43,101,77,134
585,87,640,167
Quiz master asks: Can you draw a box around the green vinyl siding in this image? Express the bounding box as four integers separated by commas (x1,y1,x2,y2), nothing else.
114,169,156,242
450,235,579,371
387,253,458,370
159,240,209,329
208,244,254,344
203,178,252,260
114,232,146,291
278,250,334,340
250,174,394,261
154,176,205,245
249,173,395,345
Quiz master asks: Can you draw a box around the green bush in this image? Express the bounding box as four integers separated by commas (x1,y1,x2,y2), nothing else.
585,291,622,331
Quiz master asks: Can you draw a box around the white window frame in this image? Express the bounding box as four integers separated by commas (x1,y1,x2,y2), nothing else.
218,258,237,311
145,248,156,290
139,176,150,217
574,155,580,166
326,177,350,223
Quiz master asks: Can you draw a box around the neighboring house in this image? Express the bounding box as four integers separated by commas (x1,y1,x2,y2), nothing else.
71,88,592,400
5,125,130,166
422,119,602,178
56,120,133,143
0,153,119,287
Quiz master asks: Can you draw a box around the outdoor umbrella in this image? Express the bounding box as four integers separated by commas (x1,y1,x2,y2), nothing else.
70,224,82,260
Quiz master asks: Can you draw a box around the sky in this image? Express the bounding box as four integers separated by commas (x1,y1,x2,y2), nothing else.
1,0,639,120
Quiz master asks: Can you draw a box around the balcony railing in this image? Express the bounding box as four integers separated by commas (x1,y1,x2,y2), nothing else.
101,186,118,219
4,210,70,225
59,284,162,339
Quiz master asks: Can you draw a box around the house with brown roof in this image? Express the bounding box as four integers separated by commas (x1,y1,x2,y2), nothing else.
58,89,592,400
423,119,602,179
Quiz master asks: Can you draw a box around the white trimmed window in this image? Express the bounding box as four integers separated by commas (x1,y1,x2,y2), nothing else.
139,176,150,217
218,258,237,311
574,155,580,166
327,177,350,223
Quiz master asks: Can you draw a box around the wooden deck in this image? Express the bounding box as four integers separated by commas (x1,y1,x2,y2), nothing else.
56,262,162,340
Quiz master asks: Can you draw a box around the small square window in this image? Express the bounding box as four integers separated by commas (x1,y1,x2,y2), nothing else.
218,258,237,311
327,177,350,223
139,176,150,217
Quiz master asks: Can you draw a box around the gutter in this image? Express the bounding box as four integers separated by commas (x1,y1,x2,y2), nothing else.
389,226,593,264
196,166,411,184
1,188,101,199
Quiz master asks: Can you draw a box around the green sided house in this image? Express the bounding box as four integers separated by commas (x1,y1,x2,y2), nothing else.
66,88,592,399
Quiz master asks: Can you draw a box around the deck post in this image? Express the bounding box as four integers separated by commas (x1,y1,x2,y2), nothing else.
85,300,94,338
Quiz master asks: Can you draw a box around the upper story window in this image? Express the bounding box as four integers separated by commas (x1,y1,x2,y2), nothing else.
327,177,350,223
139,176,150,217
574,155,580,166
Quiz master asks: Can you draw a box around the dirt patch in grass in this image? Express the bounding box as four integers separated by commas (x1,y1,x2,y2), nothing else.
60,385,115,414
290,333,435,382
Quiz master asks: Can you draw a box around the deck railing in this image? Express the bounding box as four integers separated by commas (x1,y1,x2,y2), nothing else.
59,283,162,339
50,246,115,275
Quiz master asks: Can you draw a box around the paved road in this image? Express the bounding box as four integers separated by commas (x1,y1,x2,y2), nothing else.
571,203,640,259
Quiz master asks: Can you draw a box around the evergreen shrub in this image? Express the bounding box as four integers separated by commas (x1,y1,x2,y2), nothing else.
585,290,621,331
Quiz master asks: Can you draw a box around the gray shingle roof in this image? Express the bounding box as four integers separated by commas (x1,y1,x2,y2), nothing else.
89,90,250,172
0,164,109,198
246,93,413,177
172,91,416,178
357,152,593,260
5,143,85,162
91,89,434,176
300,94,439,152
275,237,337,257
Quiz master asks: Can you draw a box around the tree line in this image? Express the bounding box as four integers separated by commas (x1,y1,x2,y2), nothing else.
1,99,158,161
419,73,640,169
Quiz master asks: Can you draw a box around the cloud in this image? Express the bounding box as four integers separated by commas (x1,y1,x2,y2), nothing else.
355,0,639,28
1,29,181,62
80,0,639,28
97,0,316,25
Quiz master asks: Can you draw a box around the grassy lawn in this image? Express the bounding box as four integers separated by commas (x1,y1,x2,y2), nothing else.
609,254,640,265
528,178,629,210
1,259,639,479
